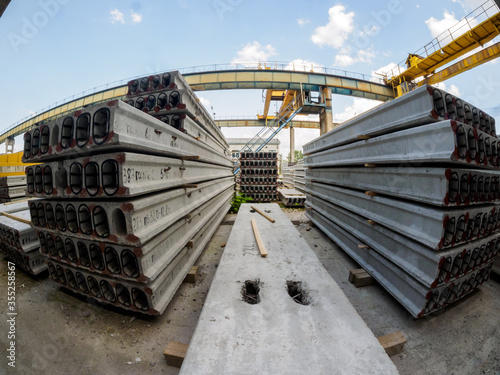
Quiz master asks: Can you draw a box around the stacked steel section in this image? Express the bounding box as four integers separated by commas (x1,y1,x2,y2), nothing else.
22,71,234,315
304,85,499,318
0,201,46,275
239,151,278,202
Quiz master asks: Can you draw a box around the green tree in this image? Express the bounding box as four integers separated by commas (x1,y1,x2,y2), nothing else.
286,150,303,162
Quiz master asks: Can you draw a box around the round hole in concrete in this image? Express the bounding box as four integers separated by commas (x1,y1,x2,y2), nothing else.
61,117,74,149
77,242,90,267
65,238,77,263
241,279,260,305
87,276,102,298
56,265,67,285
287,281,311,305
100,280,116,302
76,272,88,294
76,113,91,147
131,288,149,311
105,247,121,274
121,250,139,278
112,208,127,236
90,244,105,270
66,269,77,290
116,284,131,307
55,236,66,260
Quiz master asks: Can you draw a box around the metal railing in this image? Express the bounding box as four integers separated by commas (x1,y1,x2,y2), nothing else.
384,0,500,80
240,92,304,153
1,62,384,136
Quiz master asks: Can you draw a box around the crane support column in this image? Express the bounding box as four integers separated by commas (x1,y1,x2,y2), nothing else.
5,136,14,154
319,86,333,135
290,127,295,163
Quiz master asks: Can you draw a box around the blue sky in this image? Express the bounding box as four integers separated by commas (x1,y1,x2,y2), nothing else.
1,0,499,157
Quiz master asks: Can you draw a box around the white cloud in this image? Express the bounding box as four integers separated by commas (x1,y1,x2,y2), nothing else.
361,24,380,37
284,59,323,71
297,18,310,26
334,54,355,67
334,48,375,67
22,108,37,117
452,0,486,12
232,41,277,63
311,5,355,49
434,82,462,96
110,9,125,24
131,12,143,23
198,96,212,113
425,10,478,47
371,62,399,81
425,11,459,38
333,98,382,123
277,127,320,160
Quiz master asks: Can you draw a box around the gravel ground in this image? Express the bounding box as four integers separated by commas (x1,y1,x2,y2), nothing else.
1,208,499,375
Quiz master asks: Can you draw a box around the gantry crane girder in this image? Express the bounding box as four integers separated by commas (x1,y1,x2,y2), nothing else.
388,2,500,96
420,40,500,86
258,89,299,120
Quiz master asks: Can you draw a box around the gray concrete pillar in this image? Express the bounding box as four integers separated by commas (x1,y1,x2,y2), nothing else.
5,136,14,154
290,127,295,162
319,87,333,135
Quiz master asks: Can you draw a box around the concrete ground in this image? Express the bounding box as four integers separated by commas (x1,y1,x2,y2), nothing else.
1,207,499,375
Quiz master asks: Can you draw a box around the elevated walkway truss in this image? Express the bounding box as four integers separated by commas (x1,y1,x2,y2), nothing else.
0,64,393,143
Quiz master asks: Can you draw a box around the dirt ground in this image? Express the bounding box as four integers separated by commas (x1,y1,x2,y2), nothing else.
1,207,499,375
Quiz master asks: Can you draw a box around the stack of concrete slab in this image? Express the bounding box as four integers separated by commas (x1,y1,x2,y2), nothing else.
293,158,306,192
282,163,295,187
180,204,399,374
22,71,234,315
304,85,499,318
278,188,306,207
0,200,46,275
239,151,278,202
0,175,27,202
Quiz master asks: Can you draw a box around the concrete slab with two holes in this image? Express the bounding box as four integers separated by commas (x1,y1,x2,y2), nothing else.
180,203,398,375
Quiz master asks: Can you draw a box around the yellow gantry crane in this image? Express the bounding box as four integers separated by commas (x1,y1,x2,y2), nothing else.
258,89,300,121
385,0,500,97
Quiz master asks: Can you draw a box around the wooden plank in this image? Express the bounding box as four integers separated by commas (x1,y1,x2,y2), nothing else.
1,212,31,225
4,198,30,205
357,135,372,140
163,341,189,368
349,268,375,288
250,205,275,223
348,269,366,283
377,331,407,357
181,155,201,161
251,219,268,257
183,266,199,284
365,191,377,197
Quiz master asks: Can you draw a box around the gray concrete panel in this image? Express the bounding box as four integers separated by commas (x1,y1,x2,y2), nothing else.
304,121,499,170
25,152,233,199
180,203,399,375
305,166,500,206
